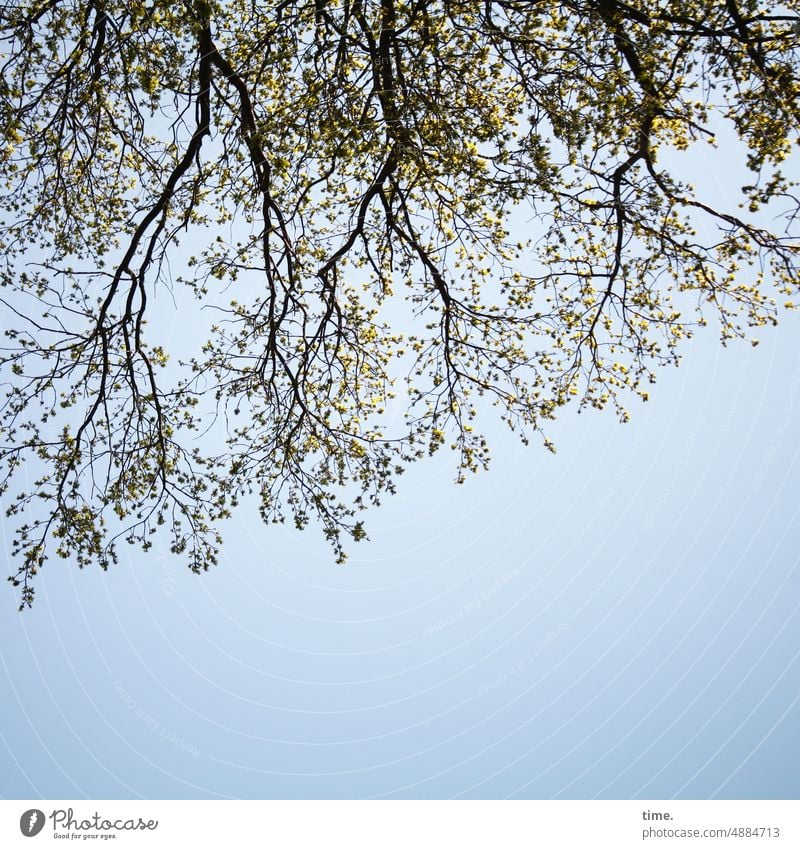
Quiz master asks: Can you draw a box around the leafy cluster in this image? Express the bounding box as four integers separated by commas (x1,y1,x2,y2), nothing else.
1,0,798,606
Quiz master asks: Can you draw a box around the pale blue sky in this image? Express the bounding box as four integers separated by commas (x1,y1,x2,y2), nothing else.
2,292,799,798
1,66,799,800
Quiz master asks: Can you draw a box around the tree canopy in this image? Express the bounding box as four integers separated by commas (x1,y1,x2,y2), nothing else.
1,0,798,606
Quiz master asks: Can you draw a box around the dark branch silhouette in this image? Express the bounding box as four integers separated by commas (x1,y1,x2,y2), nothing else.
0,0,797,606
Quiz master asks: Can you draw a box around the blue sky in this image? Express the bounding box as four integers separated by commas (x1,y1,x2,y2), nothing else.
1,58,799,800
2,296,799,798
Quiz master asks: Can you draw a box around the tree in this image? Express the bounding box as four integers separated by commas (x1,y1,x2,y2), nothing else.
1,0,798,607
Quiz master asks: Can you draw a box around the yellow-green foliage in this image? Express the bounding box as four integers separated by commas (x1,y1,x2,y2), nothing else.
0,0,797,605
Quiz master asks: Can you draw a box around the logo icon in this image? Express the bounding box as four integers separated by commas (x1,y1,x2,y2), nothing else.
19,809,46,837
